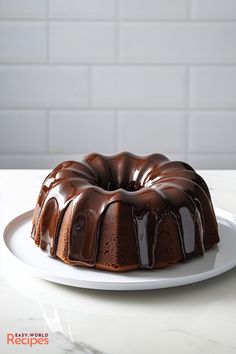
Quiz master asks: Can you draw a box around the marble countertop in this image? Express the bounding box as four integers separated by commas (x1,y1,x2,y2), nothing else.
0,170,236,354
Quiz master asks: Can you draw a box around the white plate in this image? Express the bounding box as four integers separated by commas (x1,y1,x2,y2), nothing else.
2,208,236,291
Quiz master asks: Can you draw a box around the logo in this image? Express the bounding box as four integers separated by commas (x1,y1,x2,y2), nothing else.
7,332,49,347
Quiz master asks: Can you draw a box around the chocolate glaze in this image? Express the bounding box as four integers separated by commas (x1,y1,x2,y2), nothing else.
31,152,219,270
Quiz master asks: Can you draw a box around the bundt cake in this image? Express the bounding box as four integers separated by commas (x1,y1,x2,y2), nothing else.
31,152,219,272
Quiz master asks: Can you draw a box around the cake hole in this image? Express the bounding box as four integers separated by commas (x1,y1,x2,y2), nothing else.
99,179,143,192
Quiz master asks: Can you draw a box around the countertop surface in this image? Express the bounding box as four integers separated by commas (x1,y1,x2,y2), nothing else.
0,170,236,354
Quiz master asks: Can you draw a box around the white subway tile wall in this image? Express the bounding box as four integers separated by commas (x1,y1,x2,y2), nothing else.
49,22,116,63
0,66,89,107
0,0,47,19
190,67,236,108
0,23,47,63
0,110,48,153
49,0,116,20
119,23,236,63
117,111,187,153
92,66,186,108
190,0,236,20
0,0,235,169
49,111,116,152
119,0,189,20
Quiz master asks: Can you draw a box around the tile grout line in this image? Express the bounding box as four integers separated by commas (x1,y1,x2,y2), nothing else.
115,0,120,64
186,67,190,163
0,18,236,23
185,0,192,163
46,0,50,153
188,0,193,20
87,65,92,108
114,0,120,152
46,0,50,64
1,151,236,157
114,110,119,152
1,107,236,111
46,111,50,153
1,63,236,67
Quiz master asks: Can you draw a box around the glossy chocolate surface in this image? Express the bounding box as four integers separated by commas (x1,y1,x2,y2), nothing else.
31,152,219,269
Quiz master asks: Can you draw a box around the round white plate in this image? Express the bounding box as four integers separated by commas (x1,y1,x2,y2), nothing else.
2,208,236,291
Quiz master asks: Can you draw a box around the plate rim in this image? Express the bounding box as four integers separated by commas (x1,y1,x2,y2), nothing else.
2,208,236,291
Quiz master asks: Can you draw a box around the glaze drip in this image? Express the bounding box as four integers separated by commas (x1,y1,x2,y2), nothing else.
134,212,150,267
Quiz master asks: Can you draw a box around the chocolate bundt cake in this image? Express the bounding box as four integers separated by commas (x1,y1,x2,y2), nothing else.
31,152,219,272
